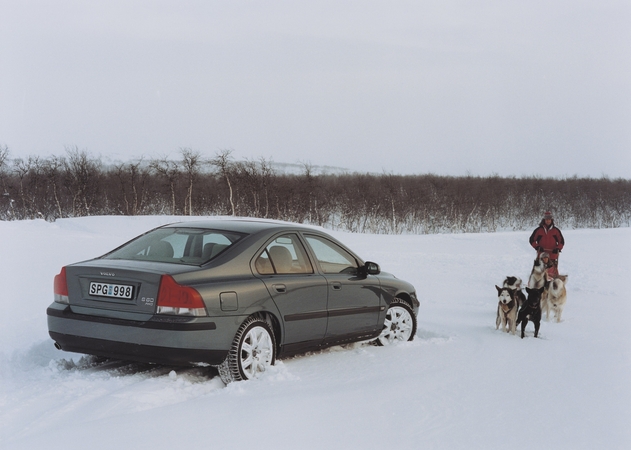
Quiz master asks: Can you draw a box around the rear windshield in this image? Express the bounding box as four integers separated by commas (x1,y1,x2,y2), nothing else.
102,227,245,265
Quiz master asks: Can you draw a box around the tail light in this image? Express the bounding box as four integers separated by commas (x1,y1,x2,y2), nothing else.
156,275,207,316
54,267,69,304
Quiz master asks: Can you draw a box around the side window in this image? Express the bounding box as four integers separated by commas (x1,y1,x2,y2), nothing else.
305,235,358,274
255,234,313,275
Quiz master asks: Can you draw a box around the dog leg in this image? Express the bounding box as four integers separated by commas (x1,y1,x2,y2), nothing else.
496,306,501,330
520,318,528,339
556,306,563,323
545,301,551,321
542,296,550,321
534,320,540,338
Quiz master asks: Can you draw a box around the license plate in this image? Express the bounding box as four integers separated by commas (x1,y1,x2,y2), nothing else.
89,282,134,299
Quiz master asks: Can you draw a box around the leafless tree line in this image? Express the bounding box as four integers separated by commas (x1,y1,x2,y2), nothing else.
1,145,629,233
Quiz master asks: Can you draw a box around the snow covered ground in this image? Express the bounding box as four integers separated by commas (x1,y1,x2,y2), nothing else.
1,216,629,449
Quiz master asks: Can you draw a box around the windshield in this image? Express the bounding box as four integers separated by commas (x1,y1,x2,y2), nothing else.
102,227,245,265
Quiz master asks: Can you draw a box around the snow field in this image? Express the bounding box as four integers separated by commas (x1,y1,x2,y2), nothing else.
0,217,629,449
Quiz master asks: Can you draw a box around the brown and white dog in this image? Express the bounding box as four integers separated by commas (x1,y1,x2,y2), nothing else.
528,255,548,289
495,286,519,335
542,274,568,322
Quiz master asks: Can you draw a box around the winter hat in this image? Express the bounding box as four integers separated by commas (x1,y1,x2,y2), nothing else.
543,211,553,220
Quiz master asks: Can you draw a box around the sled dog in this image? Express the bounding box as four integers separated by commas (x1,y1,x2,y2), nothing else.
528,255,547,289
495,286,519,335
503,276,525,308
517,287,545,339
543,274,568,323
503,276,522,290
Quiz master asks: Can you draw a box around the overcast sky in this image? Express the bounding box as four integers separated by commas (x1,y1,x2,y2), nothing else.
1,1,629,178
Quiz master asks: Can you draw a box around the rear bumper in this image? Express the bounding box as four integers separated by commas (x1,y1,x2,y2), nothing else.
49,331,228,366
47,304,237,366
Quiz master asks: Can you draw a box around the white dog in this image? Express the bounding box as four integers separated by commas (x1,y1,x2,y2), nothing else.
542,274,568,322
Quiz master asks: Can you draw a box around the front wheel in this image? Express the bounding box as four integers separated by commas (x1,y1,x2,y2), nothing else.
375,299,417,346
217,317,276,384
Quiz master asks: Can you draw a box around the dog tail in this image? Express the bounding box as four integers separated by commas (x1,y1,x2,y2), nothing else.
558,274,568,283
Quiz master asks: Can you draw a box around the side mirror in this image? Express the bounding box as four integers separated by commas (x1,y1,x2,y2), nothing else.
364,261,380,275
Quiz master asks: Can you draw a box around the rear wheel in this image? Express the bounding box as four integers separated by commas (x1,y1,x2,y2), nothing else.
375,299,417,346
217,317,276,384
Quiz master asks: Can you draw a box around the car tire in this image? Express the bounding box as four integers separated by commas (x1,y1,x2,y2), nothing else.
375,298,417,346
217,316,277,384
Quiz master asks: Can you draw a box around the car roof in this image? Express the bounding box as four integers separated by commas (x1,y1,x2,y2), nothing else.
161,218,322,235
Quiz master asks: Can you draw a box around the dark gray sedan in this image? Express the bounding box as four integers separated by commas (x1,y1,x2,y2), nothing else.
47,219,419,383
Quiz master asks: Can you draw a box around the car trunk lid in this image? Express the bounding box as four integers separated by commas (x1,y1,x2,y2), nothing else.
64,259,192,321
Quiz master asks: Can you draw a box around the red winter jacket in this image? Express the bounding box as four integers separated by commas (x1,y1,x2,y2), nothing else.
529,220,565,258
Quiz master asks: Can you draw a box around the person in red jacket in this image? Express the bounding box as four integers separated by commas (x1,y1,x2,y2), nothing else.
529,211,565,276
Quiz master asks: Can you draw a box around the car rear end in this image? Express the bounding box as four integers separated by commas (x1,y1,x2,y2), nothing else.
47,225,253,366
47,259,237,365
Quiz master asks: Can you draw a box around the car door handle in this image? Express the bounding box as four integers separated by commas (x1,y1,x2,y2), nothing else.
272,284,287,294
331,282,342,291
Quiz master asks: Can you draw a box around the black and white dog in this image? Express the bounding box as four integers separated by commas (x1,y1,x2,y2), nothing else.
503,276,526,308
495,286,519,335
517,286,545,339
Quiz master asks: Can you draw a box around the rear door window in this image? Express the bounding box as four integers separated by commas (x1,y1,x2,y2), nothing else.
255,234,313,275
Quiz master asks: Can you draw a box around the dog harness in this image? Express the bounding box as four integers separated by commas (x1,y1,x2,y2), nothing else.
500,299,516,313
